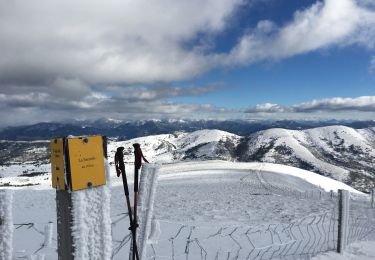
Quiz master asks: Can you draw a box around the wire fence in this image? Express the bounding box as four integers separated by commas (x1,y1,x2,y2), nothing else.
142,210,338,260
347,197,375,245
7,168,375,260
10,195,375,260
139,169,375,260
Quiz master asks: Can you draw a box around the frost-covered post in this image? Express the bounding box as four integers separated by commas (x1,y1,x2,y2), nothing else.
371,188,375,208
53,136,112,260
337,189,350,254
135,164,160,260
0,190,13,260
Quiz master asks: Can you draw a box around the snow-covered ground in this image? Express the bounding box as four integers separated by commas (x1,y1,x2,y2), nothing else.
2,160,374,259
311,241,375,260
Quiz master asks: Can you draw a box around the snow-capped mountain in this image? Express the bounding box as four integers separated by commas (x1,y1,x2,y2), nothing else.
238,126,375,192
1,126,375,192
109,129,240,163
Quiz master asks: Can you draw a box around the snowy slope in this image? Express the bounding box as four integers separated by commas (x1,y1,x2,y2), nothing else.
108,129,240,164
240,126,375,192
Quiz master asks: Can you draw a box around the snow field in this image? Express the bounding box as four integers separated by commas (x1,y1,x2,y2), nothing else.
6,160,374,259
311,241,375,260
0,164,50,188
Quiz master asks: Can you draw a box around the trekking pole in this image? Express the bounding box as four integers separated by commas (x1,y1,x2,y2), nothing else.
120,170,139,260
133,167,140,260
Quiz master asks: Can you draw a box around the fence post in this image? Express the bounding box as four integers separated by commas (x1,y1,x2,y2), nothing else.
56,190,74,260
330,190,334,199
54,136,112,260
136,164,160,260
337,189,350,254
0,190,13,260
371,188,374,208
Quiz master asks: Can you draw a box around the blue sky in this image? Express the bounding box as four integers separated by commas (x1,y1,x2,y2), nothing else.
0,0,375,126
171,0,375,108
174,46,375,108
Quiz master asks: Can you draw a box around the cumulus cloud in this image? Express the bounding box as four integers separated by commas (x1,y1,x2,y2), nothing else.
227,0,375,64
294,96,375,112
245,103,285,113
1,0,374,87
0,0,243,86
245,96,375,113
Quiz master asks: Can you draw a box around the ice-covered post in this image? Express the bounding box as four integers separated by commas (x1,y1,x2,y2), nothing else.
0,190,13,260
371,188,375,208
135,164,160,260
337,189,350,254
52,136,112,260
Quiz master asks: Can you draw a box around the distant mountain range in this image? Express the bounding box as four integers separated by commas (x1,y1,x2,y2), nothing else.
1,124,374,192
1,119,375,141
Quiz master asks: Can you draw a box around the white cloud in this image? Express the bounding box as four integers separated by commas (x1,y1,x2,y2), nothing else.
245,96,375,113
2,0,374,87
294,96,375,112
0,0,243,85
227,0,375,65
245,103,285,113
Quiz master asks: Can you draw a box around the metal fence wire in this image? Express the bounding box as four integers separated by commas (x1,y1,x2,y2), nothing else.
143,209,338,260
348,197,375,244
10,193,375,260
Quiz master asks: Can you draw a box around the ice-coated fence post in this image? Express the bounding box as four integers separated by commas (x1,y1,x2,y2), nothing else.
135,164,160,260
330,190,334,200
371,188,374,208
0,190,13,260
337,189,350,254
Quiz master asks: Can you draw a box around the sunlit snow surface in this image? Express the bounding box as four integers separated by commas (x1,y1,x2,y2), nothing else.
4,160,371,259
311,241,375,260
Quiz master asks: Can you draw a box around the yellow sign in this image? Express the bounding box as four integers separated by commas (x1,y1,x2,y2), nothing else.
50,138,66,190
67,136,106,191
